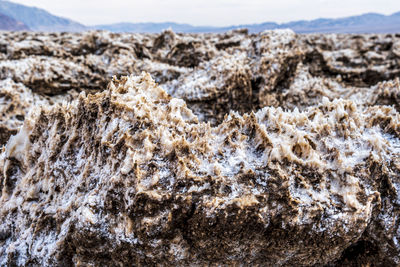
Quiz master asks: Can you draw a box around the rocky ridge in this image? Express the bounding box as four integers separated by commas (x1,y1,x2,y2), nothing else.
0,29,399,265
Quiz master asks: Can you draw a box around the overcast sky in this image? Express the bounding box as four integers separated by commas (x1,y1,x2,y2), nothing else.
10,0,400,26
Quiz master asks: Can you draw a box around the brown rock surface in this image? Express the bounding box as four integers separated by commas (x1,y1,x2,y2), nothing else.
0,30,400,266
0,30,399,130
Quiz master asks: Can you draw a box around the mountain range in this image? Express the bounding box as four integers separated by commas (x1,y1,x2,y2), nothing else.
0,0,399,33
0,0,85,31
0,11,28,31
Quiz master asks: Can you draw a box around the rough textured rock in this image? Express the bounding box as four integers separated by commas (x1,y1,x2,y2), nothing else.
0,73,399,266
301,34,400,86
0,30,400,265
0,79,51,146
0,30,399,130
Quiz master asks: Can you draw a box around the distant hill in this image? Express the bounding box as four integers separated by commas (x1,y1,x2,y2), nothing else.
95,12,400,34
0,0,86,32
92,22,225,34
0,0,399,33
0,12,28,31
277,12,400,33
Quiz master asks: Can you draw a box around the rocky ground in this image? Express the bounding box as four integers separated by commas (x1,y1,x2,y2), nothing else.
0,29,399,266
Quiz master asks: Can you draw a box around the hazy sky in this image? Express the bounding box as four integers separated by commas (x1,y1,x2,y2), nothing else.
10,0,400,26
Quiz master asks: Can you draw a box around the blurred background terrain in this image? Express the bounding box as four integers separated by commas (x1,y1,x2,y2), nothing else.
0,0,399,33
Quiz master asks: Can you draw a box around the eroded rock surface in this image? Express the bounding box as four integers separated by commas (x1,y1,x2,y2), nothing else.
0,30,399,135
0,30,400,266
0,73,399,266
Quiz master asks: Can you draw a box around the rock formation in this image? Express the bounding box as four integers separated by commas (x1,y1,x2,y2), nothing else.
0,29,399,266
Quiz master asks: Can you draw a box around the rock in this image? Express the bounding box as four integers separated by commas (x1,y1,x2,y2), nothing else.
0,56,105,95
164,52,253,124
0,30,400,265
0,73,400,266
301,34,400,87
0,79,48,146
0,31,398,128
0,78,80,147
